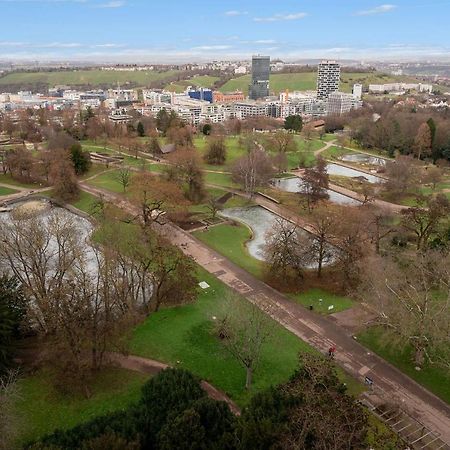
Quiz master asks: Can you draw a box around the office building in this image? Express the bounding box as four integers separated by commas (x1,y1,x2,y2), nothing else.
249,55,270,100
213,91,245,103
317,61,340,100
188,88,213,103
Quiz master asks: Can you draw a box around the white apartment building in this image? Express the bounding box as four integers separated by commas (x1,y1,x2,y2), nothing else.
368,83,433,94
317,61,340,100
142,89,173,105
234,66,247,75
353,84,363,100
327,92,362,115
107,88,138,101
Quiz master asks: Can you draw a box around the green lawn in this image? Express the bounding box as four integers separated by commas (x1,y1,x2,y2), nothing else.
0,185,19,196
0,69,182,88
165,75,220,93
193,223,264,278
85,170,125,194
71,190,100,214
194,136,246,171
204,171,237,189
219,72,422,95
358,327,450,405
15,368,148,446
0,173,40,189
130,269,311,406
289,289,354,314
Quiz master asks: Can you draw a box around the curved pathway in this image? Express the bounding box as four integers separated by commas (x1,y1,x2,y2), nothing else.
79,183,450,446
108,353,240,415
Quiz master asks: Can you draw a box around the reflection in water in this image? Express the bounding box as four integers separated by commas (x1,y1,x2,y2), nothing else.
326,163,383,184
219,206,337,269
274,177,360,206
340,153,387,167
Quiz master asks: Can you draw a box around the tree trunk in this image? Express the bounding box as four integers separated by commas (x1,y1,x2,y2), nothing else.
414,346,425,368
245,366,253,390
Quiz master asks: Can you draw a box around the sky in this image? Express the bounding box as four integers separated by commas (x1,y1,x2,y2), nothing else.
1,0,450,62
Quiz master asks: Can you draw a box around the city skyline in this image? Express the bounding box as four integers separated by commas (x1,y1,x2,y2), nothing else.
1,0,450,62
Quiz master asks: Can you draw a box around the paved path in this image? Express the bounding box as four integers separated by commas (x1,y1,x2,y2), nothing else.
79,182,450,445
109,353,240,415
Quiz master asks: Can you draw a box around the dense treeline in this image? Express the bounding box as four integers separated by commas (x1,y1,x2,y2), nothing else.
325,103,450,162
28,357,399,450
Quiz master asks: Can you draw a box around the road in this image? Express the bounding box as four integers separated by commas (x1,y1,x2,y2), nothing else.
79,182,450,447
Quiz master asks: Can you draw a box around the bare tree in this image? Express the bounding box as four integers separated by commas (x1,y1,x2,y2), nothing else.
130,172,186,227
360,251,450,369
232,148,275,197
300,157,329,212
401,194,450,250
215,295,273,389
0,211,139,394
116,167,132,193
384,155,419,198
264,218,307,284
414,122,432,160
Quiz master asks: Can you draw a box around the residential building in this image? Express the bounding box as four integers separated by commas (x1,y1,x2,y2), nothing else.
353,84,363,100
317,61,340,100
249,55,270,100
327,92,362,115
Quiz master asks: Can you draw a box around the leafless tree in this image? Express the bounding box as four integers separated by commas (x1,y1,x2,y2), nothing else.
116,167,132,193
215,295,273,389
232,148,275,197
401,194,450,250
360,251,450,369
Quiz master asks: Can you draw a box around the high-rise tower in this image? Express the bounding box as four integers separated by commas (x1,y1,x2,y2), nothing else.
249,55,270,100
317,60,340,100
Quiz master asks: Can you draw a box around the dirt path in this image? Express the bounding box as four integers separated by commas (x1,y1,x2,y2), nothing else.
78,183,450,446
108,353,241,415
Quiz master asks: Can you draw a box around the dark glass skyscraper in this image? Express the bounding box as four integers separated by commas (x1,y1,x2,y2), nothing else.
249,55,270,100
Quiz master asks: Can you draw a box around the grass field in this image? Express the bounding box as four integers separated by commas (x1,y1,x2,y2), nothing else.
0,185,19,196
219,72,421,95
165,75,220,93
0,173,40,189
130,268,311,406
358,327,450,405
290,289,354,314
85,169,126,194
15,368,148,446
193,223,264,277
0,69,182,88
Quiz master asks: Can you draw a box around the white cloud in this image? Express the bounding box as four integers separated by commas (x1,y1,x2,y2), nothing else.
254,12,307,22
191,45,232,51
96,0,124,8
253,39,277,44
225,10,247,16
355,4,397,16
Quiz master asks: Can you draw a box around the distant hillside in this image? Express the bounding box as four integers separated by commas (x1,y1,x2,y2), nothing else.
0,69,183,91
164,75,220,93
219,71,421,95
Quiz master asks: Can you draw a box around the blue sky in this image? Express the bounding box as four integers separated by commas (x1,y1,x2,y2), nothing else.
1,0,450,62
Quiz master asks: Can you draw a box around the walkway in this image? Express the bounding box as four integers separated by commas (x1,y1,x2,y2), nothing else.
109,353,240,415
79,183,450,446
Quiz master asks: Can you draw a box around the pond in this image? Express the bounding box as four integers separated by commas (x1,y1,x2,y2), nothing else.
326,163,384,184
0,199,96,271
339,152,387,167
274,177,361,206
219,205,337,269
